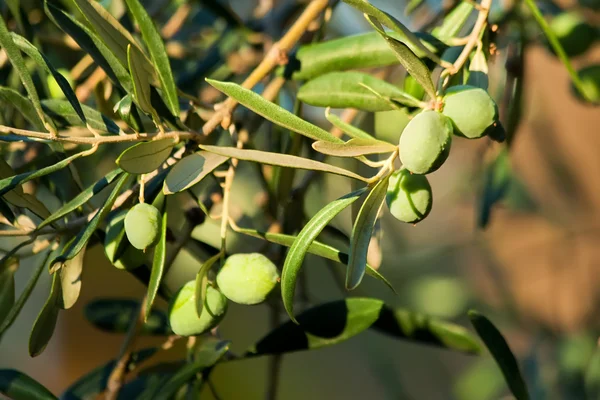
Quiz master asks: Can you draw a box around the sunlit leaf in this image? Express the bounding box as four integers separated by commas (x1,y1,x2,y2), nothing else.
194,252,222,318
0,369,57,400
0,257,17,322
124,0,179,117
249,298,481,356
206,79,341,143
42,99,123,135
312,138,396,157
468,310,530,400
84,298,170,335
467,46,489,90
431,2,474,43
163,151,228,195
117,140,174,174
145,203,167,322
325,109,377,142
282,188,367,322
58,239,86,310
29,273,61,357
298,71,422,111
200,145,368,182
0,87,45,131
347,176,389,289
127,44,155,116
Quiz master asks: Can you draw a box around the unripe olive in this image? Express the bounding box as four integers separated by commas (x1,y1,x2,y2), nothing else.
549,12,596,57
124,203,161,250
47,68,74,99
399,110,453,174
168,281,228,336
573,64,600,104
104,210,145,270
216,253,280,305
442,85,498,139
386,168,432,224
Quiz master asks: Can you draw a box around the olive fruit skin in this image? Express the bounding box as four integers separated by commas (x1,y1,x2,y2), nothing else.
442,85,498,139
386,169,432,223
399,110,453,174
124,203,161,250
168,282,228,337
104,210,145,270
216,253,280,305
549,12,596,57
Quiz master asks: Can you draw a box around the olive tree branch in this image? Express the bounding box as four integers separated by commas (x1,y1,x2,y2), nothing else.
201,0,329,135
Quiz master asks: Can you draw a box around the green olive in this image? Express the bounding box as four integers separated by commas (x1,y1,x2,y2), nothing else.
124,203,161,250
386,168,432,223
168,282,228,336
216,253,280,305
549,12,596,57
47,68,74,99
572,64,600,105
399,110,453,174
104,210,145,270
442,85,498,139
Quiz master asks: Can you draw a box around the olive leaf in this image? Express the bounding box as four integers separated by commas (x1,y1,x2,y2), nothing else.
50,173,130,266
0,198,15,225
467,46,489,90
37,168,123,231
0,257,18,323
0,369,57,400
234,227,395,292
298,71,423,111
163,151,229,195
248,298,481,356
0,14,50,131
478,148,511,228
84,299,170,335
194,252,222,318
199,145,368,182
58,239,86,310
312,138,397,157
10,32,86,124
342,0,443,64
206,79,342,143
325,109,377,142
431,2,474,43
0,159,51,219
0,87,45,131
44,1,132,91
29,272,61,357
346,176,389,289
124,0,179,117
468,310,530,400
117,140,174,175
42,99,123,135
282,188,367,322
128,44,155,116
145,202,167,322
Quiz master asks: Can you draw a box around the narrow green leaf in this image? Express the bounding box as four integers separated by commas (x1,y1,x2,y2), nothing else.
0,87,45,131
150,339,230,399
283,31,446,81
0,258,17,322
0,369,57,400
325,109,377,142
235,227,395,292
0,251,51,337
29,273,61,357
346,177,389,289
145,205,167,322
3,191,51,220
249,298,481,356
44,2,132,91
282,188,367,322
468,310,530,400
58,239,86,310
467,46,489,90
194,252,222,318
85,299,170,335
37,169,122,231
42,99,123,135
0,14,49,130
0,197,15,224
124,0,179,116
127,44,154,115
163,151,228,195
206,79,341,143
312,138,397,157
298,71,422,111
343,0,443,64
0,151,87,197
200,145,368,182
51,173,130,266
10,32,86,124
478,148,511,228
431,2,474,43
117,140,174,174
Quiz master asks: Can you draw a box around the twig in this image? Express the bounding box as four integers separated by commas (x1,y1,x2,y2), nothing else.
202,0,329,135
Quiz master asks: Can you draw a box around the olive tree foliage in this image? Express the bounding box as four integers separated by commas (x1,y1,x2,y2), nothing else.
0,0,597,398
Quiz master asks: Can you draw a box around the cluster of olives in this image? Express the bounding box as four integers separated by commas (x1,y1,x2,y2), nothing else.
168,253,280,336
386,85,499,224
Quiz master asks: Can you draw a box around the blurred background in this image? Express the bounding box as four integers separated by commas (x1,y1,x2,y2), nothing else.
1,0,600,399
